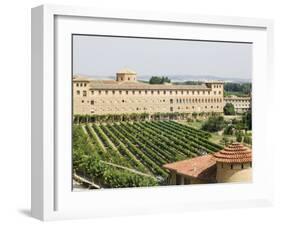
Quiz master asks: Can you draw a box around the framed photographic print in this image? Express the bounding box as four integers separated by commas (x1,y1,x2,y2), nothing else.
31,4,274,221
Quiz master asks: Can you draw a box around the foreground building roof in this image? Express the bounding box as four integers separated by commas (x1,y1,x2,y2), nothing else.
163,154,217,182
163,143,252,182
213,142,252,163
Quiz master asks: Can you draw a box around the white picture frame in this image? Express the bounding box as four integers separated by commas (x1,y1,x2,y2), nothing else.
31,4,274,221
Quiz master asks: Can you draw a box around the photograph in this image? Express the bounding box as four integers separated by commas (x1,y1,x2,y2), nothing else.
72,34,253,190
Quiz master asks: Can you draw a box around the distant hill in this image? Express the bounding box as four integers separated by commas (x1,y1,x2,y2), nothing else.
138,74,251,83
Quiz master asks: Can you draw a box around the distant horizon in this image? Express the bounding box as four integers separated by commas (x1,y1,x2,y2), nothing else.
74,72,251,83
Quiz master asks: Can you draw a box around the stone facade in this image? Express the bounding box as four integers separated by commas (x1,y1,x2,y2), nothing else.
73,69,224,115
215,162,252,183
224,95,251,114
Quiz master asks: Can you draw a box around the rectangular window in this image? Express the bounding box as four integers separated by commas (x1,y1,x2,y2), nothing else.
91,100,94,105
83,91,87,97
76,90,80,95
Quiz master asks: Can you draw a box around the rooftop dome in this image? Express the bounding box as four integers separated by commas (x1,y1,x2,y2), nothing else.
117,68,136,74
213,143,252,164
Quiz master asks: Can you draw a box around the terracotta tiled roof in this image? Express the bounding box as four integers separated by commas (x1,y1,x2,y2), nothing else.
213,143,252,163
117,68,136,74
88,80,210,90
163,155,216,182
73,75,91,82
73,74,218,90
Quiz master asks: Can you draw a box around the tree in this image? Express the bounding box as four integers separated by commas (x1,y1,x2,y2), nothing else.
244,132,252,145
242,111,252,130
223,125,234,135
220,136,230,146
149,76,171,84
192,112,198,119
201,116,224,132
224,103,235,115
236,131,243,142
224,82,252,96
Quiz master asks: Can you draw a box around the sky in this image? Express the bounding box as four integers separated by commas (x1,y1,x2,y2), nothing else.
73,35,252,81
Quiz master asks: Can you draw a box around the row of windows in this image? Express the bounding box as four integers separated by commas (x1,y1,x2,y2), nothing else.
84,97,223,105
226,100,250,103
219,162,252,169
118,77,136,81
171,98,223,104
76,89,222,96
91,105,222,112
170,105,221,111
213,84,222,89
234,104,250,107
75,82,87,87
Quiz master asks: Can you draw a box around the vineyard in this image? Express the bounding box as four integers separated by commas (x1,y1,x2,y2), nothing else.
73,120,223,189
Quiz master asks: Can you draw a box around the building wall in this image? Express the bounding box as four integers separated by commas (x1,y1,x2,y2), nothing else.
73,80,92,115
73,79,224,115
216,162,252,183
224,97,251,114
116,73,137,82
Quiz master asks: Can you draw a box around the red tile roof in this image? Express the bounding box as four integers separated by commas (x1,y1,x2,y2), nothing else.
213,143,252,163
163,154,216,182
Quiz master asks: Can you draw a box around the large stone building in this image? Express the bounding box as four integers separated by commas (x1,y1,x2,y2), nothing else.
73,69,224,116
224,95,251,114
163,142,252,185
